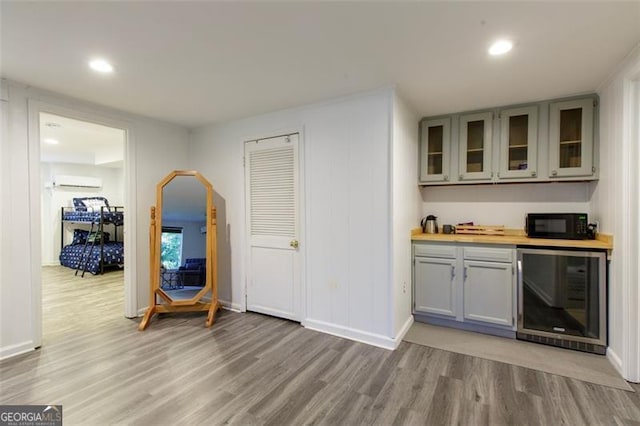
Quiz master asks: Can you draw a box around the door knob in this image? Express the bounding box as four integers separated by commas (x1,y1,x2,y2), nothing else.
290,239,299,249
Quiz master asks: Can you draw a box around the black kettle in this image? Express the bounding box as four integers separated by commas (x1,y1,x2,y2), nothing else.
421,215,438,234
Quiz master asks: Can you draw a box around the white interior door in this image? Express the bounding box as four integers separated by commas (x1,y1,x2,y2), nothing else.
245,134,300,321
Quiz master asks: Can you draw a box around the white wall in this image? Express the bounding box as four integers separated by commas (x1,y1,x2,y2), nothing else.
40,163,124,265
421,182,594,230
190,88,395,346
391,92,420,338
0,81,189,359
131,121,190,313
593,44,640,382
1,82,38,357
0,82,9,355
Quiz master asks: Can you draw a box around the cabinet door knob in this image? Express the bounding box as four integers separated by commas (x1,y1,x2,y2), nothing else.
531,171,537,177
289,239,299,249
551,170,558,176
459,174,463,180
444,175,448,181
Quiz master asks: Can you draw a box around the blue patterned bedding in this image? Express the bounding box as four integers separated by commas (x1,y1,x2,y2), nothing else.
62,210,124,225
62,197,124,225
59,242,124,275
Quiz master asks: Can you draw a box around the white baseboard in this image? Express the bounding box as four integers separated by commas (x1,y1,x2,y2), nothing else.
0,341,35,360
395,316,414,346
219,299,242,312
606,347,639,383
606,347,628,381
304,319,397,350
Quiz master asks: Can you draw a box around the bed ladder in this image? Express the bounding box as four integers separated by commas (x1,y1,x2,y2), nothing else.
75,222,100,277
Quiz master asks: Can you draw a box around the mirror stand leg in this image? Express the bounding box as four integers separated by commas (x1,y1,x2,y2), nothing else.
138,306,156,331
206,301,222,327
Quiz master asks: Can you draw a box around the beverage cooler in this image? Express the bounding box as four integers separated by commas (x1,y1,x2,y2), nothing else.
516,248,607,354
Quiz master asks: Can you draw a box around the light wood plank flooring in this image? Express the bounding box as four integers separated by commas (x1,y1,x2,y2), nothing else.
1,266,639,425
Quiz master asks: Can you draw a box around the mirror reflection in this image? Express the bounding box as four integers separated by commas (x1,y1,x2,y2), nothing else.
160,175,207,301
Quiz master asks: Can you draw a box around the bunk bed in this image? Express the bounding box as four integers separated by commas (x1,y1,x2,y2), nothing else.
59,197,124,275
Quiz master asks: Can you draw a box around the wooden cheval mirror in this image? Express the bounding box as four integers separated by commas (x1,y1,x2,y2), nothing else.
139,170,221,330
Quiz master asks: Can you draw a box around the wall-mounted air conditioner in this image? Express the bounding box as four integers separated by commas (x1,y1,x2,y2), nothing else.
53,175,102,189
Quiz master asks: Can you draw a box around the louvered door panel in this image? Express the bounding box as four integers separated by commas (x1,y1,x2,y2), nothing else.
249,147,295,237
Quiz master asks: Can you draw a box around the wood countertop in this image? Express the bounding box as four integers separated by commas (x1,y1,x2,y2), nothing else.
411,228,613,250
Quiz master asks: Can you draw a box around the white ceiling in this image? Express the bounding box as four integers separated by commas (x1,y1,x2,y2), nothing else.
40,112,125,167
3,2,640,128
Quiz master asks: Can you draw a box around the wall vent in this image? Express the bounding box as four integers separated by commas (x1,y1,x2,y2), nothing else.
516,332,606,355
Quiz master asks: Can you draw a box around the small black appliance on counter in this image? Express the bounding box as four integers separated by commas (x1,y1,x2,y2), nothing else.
526,213,596,240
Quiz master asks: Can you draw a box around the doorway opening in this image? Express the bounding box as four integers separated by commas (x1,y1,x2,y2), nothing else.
38,111,128,342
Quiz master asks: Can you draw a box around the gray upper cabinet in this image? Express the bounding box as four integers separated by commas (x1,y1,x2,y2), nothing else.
549,98,595,178
419,118,451,183
458,112,493,181
498,105,538,180
418,94,598,186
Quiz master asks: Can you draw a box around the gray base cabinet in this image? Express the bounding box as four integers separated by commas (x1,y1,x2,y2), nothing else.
413,242,516,333
414,256,457,318
463,260,513,326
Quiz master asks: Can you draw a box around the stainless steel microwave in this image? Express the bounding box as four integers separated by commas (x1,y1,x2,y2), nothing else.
526,213,589,240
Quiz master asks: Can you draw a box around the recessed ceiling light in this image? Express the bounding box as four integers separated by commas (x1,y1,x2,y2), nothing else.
89,58,114,73
43,138,59,145
489,39,513,56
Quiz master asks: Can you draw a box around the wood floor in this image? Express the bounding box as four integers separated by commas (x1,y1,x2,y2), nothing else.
1,266,639,425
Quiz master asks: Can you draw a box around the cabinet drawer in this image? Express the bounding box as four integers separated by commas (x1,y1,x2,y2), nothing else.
463,247,513,263
414,244,457,259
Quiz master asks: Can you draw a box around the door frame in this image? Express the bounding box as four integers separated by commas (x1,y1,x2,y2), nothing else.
27,99,137,348
618,67,640,382
242,128,306,325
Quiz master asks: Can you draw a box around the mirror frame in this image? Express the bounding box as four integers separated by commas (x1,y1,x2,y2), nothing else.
155,170,211,305
139,170,220,330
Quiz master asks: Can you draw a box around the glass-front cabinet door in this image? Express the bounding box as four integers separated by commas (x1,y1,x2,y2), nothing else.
459,112,493,181
498,106,538,180
549,98,595,178
419,118,450,183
